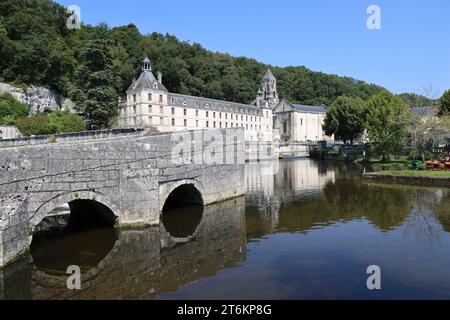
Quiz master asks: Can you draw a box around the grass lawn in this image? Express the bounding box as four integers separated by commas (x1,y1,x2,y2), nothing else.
361,159,415,170
366,170,450,179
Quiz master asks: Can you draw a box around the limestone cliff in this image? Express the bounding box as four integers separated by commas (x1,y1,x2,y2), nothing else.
0,82,76,115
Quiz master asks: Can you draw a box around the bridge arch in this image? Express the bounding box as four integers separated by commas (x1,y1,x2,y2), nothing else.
30,190,119,233
159,179,205,213
159,180,205,240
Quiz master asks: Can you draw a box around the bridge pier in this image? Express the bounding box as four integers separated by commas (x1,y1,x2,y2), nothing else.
0,128,245,268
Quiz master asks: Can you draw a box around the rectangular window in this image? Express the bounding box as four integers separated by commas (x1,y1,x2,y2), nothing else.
213,121,216,128
184,119,187,127
206,111,209,118
196,110,199,117
206,121,209,128
196,120,199,127
172,118,175,126
149,105,153,113
133,94,136,102
219,113,222,119
160,117,164,125
171,108,175,115
184,109,187,116
148,93,152,101
159,95,163,103
213,112,216,118
160,106,164,114
219,122,222,128
133,106,136,114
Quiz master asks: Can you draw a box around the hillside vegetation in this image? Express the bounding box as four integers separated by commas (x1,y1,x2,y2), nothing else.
0,0,396,128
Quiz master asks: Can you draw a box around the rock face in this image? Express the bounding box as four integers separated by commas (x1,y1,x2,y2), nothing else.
0,82,76,115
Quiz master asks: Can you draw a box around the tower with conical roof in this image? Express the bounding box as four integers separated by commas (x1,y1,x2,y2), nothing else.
257,69,279,109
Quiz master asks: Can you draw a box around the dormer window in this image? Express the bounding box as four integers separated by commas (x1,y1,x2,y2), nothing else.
205,104,209,108
171,98,175,104
153,83,157,89
183,101,187,106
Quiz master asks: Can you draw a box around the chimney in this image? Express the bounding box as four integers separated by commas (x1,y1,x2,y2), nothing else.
157,72,162,84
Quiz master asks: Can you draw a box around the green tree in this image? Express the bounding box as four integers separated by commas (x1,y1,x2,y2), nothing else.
48,109,85,133
366,92,412,161
0,93,28,125
323,96,367,144
439,89,450,115
72,39,119,128
16,114,54,136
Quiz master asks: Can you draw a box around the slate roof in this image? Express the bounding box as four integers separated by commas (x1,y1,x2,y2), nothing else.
127,70,168,92
167,93,265,116
292,104,328,113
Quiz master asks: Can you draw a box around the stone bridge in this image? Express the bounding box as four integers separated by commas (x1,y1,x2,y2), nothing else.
0,128,245,268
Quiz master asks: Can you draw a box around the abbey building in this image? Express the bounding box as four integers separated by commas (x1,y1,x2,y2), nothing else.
118,57,333,143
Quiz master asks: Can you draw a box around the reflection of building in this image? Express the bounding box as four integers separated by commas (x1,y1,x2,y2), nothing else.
0,198,246,300
245,159,336,229
118,58,334,144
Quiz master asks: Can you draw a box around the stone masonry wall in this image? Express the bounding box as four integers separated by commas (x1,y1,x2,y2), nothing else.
0,128,246,268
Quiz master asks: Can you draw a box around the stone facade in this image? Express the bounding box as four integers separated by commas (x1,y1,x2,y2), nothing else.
118,57,333,144
0,128,246,268
118,58,273,142
273,100,333,143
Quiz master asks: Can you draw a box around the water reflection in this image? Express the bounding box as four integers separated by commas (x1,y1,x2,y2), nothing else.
3,159,450,299
0,197,246,300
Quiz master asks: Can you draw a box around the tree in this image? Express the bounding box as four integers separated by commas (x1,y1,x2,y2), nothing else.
366,92,412,161
0,92,28,125
439,89,450,115
407,85,441,160
16,114,53,136
323,96,367,144
47,109,85,133
16,110,85,136
72,39,119,128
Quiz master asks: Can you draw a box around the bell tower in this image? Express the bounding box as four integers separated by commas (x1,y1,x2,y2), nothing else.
258,69,279,109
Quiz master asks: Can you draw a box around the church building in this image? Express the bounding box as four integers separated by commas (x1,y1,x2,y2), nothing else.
117,57,333,143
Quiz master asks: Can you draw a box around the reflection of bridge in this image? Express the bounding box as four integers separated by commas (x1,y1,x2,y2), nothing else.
0,128,245,268
0,198,246,300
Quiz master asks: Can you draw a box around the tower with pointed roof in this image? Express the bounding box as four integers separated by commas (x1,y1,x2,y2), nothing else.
256,69,279,109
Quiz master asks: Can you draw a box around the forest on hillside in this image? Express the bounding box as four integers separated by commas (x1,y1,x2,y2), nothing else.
0,0,431,128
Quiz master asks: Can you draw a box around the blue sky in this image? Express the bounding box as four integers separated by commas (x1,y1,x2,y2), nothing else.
56,0,450,96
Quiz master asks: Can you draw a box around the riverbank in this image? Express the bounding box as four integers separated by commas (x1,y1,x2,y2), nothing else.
363,170,450,188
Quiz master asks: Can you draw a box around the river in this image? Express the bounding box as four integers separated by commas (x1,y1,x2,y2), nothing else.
2,158,450,300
